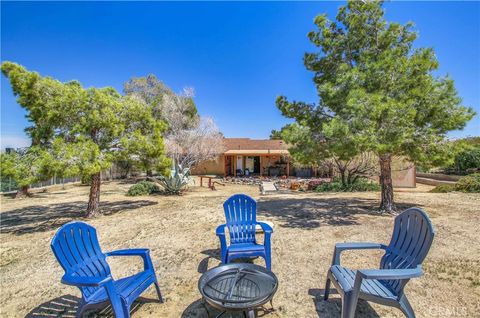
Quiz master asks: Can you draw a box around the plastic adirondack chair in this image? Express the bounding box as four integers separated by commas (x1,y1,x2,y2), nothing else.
324,207,435,318
216,194,273,270
51,221,163,318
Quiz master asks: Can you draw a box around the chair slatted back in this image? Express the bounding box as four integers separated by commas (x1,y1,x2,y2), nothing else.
223,194,257,244
380,208,435,294
51,221,111,299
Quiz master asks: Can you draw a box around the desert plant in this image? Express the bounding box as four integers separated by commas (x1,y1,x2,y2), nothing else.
126,181,160,196
156,164,192,194
430,184,456,193
455,173,480,193
315,178,380,192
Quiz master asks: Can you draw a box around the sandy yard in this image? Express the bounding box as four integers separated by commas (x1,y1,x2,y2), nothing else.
0,178,479,318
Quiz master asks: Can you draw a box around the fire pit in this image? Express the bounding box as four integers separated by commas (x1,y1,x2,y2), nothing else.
198,263,278,318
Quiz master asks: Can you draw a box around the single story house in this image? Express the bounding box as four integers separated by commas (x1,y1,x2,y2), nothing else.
191,138,292,177
191,138,416,187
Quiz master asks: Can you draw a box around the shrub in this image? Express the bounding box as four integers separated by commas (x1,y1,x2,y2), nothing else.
455,173,480,193
126,181,160,196
454,147,480,174
430,174,480,193
315,178,380,192
430,184,456,193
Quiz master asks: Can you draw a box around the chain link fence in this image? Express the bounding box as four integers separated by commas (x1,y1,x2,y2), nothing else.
0,164,138,194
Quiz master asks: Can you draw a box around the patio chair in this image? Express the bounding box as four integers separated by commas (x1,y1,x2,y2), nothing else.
324,207,435,318
51,221,163,318
216,194,273,269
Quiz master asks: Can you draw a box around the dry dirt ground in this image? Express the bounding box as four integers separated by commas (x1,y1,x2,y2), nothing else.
1,179,479,318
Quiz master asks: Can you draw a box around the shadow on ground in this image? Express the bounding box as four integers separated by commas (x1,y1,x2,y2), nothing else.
25,294,157,318
309,288,381,318
198,249,258,274
258,196,418,229
182,299,274,318
1,200,157,235
198,249,222,274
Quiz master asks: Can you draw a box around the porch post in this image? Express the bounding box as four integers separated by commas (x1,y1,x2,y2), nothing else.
260,156,262,177
223,155,227,177
287,158,290,178
234,156,237,177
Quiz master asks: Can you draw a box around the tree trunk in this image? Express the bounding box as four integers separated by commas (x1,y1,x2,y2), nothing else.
15,185,31,198
379,154,396,212
85,172,101,217
146,169,153,177
340,170,346,187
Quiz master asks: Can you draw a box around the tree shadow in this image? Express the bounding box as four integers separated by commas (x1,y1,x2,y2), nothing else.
308,288,381,318
25,294,156,317
257,196,419,229
1,200,157,235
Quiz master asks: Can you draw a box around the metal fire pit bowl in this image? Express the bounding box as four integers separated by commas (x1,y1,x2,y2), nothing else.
198,263,278,318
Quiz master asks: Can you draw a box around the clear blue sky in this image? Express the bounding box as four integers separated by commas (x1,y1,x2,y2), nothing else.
1,1,479,149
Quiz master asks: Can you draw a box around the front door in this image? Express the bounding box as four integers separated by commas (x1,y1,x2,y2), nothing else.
236,156,243,171
254,156,260,173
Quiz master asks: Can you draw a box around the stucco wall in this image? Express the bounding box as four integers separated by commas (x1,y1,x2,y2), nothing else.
392,166,416,188
190,156,225,176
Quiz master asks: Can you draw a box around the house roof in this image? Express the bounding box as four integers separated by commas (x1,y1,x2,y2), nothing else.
223,138,289,155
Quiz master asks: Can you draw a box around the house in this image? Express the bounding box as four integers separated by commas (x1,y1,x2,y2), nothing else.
191,138,292,177
191,138,416,187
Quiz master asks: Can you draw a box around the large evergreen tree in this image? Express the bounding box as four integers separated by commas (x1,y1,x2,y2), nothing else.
276,0,475,212
1,62,170,217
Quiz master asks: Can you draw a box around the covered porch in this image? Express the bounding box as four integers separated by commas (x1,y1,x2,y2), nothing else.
223,150,291,177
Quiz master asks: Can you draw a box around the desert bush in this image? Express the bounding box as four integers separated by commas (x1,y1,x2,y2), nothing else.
315,178,380,192
430,184,456,193
454,148,480,174
455,173,480,193
430,174,480,193
126,181,160,196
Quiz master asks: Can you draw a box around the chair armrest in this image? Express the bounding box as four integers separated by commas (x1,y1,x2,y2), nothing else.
216,224,227,237
257,222,273,234
216,224,228,263
61,274,112,287
106,248,154,271
105,248,150,257
332,242,386,266
257,222,272,247
358,266,423,280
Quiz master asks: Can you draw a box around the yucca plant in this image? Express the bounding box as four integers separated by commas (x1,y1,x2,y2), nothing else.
157,163,192,194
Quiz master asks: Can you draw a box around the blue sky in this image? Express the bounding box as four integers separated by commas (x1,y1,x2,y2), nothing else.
1,1,479,149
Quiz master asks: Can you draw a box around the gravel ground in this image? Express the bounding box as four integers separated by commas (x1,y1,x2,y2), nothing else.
0,179,479,318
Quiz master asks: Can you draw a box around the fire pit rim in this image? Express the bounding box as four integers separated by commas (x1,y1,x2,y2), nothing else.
198,263,278,311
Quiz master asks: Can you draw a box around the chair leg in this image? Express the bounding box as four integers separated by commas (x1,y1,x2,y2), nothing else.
75,302,86,318
324,277,331,300
341,291,358,318
264,254,271,271
154,280,164,303
399,295,416,318
105,282,129,318
221,248,228,265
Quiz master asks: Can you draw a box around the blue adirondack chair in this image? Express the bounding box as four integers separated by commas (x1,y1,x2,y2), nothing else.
51,221,163,318
216,194,273,270
323,207,435,318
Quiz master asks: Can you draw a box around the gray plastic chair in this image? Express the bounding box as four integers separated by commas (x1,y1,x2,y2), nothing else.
324,207,435,318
